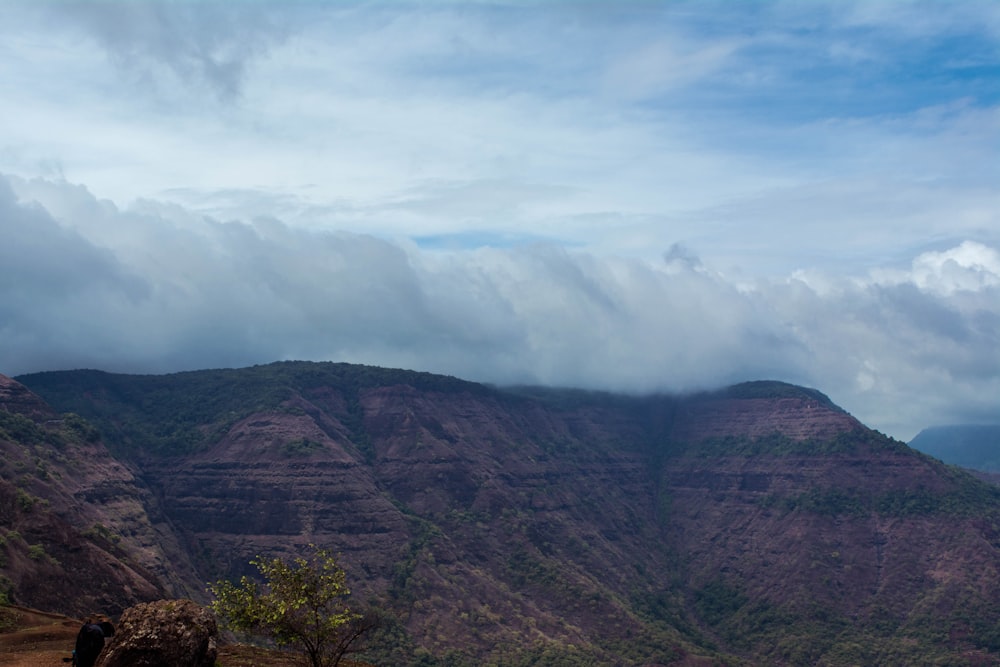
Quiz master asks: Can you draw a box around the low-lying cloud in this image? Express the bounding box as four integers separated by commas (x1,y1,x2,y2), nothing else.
3,174,997,441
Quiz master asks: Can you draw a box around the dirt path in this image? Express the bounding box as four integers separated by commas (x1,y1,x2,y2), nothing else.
0,648,73,667
0,607,78,666
0,621,80,667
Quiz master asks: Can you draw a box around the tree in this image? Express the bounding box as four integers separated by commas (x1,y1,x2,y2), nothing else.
209,545,378,667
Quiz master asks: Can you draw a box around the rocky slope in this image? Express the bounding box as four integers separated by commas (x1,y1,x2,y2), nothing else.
0,376,174,616
7,363,1000,665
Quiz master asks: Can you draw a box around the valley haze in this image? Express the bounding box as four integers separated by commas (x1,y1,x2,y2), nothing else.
0,0,998,442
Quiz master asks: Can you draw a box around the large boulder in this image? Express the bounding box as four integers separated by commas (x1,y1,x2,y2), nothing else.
97,599,217,667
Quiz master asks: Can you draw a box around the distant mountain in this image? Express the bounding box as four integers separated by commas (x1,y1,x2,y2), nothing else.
7,362,1000,665
909,424,1000,472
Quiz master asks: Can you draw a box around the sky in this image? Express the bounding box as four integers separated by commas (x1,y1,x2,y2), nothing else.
0,0,998,441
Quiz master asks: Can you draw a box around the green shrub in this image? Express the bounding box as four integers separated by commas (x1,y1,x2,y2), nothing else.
15,490,37,513
0,604,21,632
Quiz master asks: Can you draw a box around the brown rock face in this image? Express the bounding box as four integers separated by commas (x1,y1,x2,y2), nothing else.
669,396,861,442
97,599,217,667
0,376,172,617
13,364,1000,665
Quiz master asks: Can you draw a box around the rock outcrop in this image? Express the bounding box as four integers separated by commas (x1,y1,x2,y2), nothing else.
97,599,217,667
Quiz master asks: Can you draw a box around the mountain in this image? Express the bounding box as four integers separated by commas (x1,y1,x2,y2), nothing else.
910,424,1000,472
6,362,1000,665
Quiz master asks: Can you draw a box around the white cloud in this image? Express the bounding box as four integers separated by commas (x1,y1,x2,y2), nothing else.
1,1,996,262
3,175,997,441
0,2,998,441
910,242,1000,295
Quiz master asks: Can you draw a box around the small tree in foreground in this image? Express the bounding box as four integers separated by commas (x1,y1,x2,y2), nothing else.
209,545,378,667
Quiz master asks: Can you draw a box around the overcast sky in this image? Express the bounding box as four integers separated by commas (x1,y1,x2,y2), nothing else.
1,1,998,441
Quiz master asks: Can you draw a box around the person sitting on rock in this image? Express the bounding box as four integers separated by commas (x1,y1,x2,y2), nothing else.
70,616,115,667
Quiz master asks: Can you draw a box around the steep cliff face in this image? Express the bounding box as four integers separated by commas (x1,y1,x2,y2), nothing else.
668,394,860,442
14,363,1000,665
145,401,413,592
0,374,190,616
355,384,676,661
659,435,1000,663
130,380,676,662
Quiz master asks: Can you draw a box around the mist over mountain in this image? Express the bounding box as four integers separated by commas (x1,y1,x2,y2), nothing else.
2,1,999,446
5,361,1000,665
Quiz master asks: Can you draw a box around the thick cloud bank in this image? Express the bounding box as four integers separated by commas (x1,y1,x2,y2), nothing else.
2,175,996,440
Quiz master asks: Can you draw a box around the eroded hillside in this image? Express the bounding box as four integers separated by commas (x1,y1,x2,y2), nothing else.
8,363,1000,665
0,376,175,616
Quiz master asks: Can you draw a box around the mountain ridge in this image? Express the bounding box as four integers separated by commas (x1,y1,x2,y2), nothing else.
5,362,1000,665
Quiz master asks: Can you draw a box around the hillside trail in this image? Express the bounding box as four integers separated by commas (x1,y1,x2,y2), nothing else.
0,648,72,667
0,606,78,667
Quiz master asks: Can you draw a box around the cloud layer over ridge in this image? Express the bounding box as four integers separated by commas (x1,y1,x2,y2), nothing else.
1,1,998,440
3,174,997,441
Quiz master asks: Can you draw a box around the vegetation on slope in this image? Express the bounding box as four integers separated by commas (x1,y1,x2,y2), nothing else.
13,364,1000,665
17,361,487,457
